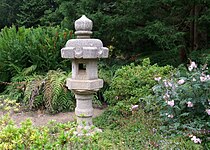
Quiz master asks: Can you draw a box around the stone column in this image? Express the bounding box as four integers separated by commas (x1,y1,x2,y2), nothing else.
61,15,109,135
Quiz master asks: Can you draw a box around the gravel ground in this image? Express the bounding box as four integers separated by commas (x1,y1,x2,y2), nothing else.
0,108,105,127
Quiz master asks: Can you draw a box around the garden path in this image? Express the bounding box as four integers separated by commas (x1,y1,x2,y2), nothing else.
0,108,105,127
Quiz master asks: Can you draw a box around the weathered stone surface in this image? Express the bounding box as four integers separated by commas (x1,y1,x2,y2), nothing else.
61,39,109,59
75,15,93,39
61,47,108,59
61,15,108,135
66,78,103,90
66,39,103,47
75,15,92,31
71,59,98,80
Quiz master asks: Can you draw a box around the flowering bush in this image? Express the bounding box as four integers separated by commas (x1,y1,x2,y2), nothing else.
153,61,210,144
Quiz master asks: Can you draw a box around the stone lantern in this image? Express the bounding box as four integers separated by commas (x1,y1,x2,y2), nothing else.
61,15,109,135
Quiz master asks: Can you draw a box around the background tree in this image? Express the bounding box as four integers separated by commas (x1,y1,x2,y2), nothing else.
65,0,210,65
55,0,185,65
16,0,60,27
0,0,21,28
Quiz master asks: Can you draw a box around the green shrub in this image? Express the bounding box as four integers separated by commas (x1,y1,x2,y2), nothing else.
0,96,20,114
104,58,173,108
153,61,210,144
0,115,76,149
0,26,73,84
0,115,114,150
97,59,126,103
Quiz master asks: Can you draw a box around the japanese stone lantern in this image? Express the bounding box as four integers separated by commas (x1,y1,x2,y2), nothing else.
61,15,109,135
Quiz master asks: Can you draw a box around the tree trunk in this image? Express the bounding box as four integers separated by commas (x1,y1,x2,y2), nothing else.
190,3,199,52
193,5,198,51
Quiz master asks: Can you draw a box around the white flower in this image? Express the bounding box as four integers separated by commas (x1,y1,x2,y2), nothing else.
167,100,174,107
188,61,197,71
200,76,206,82
163,80,173,87
154,77,161,82
167,114,174,118
168,82,173,87
192,78,196,81
191,61,197,68
191,136,202,144
178,79,185,85
163,80,169,87
191,136,196,141
131,105,139,111
200,73,210,82
163,93,170,100
186,101,193,107
188,66,193,71
195,138,202,144
206,109,210,115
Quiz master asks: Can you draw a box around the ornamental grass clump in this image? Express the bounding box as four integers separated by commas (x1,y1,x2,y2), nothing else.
153,61,210,145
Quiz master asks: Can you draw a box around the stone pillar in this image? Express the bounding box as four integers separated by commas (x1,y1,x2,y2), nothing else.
61,15,109,135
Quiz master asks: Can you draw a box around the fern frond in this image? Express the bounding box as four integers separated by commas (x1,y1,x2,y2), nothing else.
43,74,53,111
22,65,37,76
23,75,44,109
43,69,75,113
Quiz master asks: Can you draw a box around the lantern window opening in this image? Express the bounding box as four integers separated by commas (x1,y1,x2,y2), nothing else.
79,63,86,70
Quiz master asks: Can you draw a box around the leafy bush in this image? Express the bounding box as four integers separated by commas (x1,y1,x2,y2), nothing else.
153,61,210,144
0,26,73,85
0,96,20,114
104,58,173,108
0,115,76,149
0,115,114,150
97,59,128,102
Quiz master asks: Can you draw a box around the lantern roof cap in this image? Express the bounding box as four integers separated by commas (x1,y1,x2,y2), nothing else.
75,15,93,38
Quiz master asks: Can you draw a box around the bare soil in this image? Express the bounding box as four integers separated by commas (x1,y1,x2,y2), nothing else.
0,108,105,127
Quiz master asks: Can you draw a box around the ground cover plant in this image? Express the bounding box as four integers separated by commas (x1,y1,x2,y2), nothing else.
0,108,205,150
